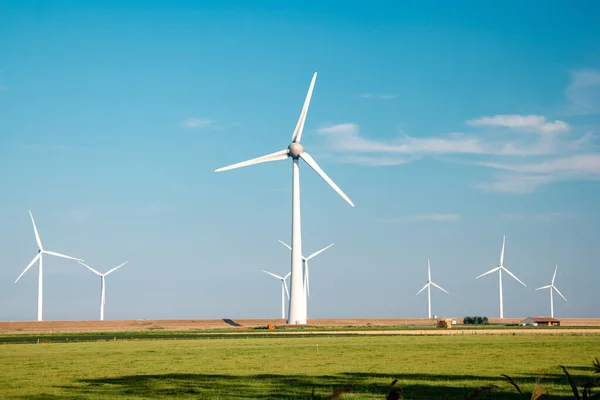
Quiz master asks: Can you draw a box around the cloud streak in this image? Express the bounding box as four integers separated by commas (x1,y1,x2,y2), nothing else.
501,212,575,221
182,118,212,129
473,153,600,193
467,114,570,134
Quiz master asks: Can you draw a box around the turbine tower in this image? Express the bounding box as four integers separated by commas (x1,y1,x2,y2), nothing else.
79,261,128,321
15,210,84,321
535,265,567,318
476,235,527,318
416,258,449,319
215,72,354,325
262,270,291,319
278,240,334,297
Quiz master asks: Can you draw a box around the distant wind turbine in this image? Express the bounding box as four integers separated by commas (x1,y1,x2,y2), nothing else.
476,235,527,318
79,261,128,321
215,72,354,324
262,270,291,319
278,240,334,297
416,259,449,319
535,265,567,318
15,210,84,321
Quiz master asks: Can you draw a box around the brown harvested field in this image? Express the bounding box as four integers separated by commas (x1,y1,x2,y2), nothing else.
0,317,599,334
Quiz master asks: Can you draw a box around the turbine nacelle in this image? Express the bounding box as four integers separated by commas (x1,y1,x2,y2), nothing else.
288,143,304,159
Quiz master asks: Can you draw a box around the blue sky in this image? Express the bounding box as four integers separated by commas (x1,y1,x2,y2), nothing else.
1,1,599,321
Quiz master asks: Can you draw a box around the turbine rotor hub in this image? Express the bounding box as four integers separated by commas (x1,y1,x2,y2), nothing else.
288,143,304,159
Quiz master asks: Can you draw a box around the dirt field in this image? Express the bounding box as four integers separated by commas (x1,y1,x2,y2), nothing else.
0,317,599,334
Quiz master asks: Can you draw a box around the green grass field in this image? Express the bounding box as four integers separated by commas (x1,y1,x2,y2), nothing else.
1,333,598,399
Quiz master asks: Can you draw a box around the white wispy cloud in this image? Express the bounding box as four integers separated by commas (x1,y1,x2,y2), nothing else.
474,153,600,176
358,93,396,99
564,68,600,115
316,120,585,157
476,174,557,194
467,114,570,134
375,214,461,223
316,112,597,193
501,212,575,221
182,118,212,129
317,123,484,154
473,153,600,193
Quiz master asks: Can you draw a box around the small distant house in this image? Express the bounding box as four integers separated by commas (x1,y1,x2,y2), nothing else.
521,317,561,327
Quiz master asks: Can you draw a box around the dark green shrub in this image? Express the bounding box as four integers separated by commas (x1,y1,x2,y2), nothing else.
463,316,489,325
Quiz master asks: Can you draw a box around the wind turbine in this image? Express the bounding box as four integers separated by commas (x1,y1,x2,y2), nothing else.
278,240,334,297
476,235,527,318
416,259,449,319
215,72,354,325
535,265,567,318
262,270,291,319
78,261,128,321
14,210,84,321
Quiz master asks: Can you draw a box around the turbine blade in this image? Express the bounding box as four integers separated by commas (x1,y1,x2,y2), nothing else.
291,72,317,143
105,261,128,276
535,285,551,291
476,267,500,279
283,272,291,280
278,240,292,251
215,149,289,172
261,270,283,280
553,286,567,302
44,251,83,262
283,280,290,300
78,261,102,276
306,243,335,260
29,210,43,250
500,235,505,266
431,282,449,294
428,259,431,281
15,253,41,283
502,267,527,287
299,152,354,207
416,283,428,295
552,265,558,285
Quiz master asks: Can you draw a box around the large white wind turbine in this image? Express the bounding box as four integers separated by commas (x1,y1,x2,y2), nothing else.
278,240,334,297
78,261,128,321
14,210,84,321
535,265,567,318
215,72,354,325
416,259,449,319
476,235,527,318
262,270,291,319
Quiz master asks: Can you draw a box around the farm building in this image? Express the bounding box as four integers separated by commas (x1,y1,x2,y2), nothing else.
521,317,561,326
